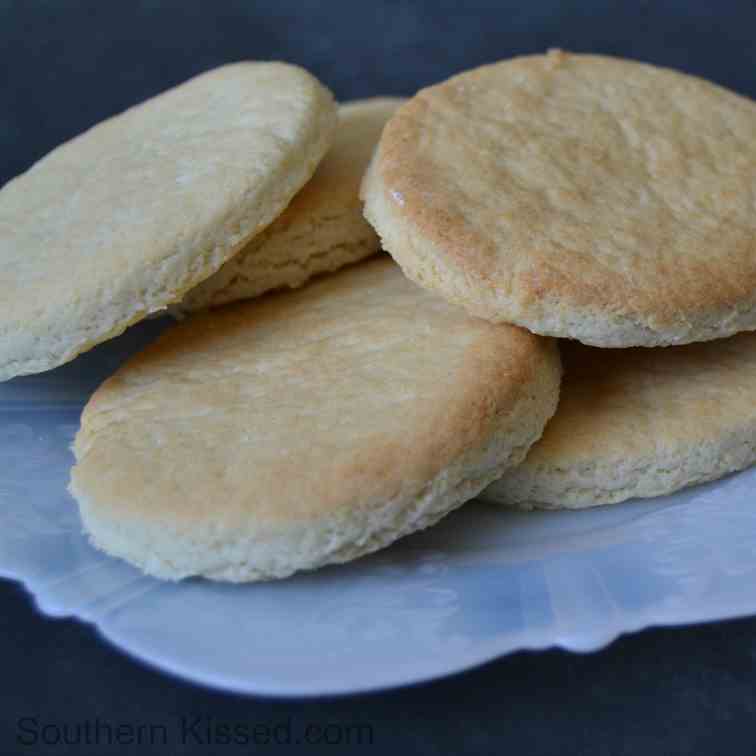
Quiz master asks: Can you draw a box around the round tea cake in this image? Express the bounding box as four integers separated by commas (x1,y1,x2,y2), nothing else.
69,258,561,582
483,333,756,509
363,51,756,347
0,62,336,380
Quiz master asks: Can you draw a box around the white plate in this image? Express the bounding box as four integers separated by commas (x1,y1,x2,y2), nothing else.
2,319,756,696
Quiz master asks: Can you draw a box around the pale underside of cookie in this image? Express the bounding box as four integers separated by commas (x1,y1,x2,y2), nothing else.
483,333,756,509
362,50,756,347
69,257,561,582
177,97,404,312
0,62,337,380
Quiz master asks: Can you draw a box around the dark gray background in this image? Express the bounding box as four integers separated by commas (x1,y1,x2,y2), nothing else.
2,1,756,754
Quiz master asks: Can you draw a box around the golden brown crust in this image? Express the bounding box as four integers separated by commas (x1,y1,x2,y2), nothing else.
363,52,756,347
70,258,561,580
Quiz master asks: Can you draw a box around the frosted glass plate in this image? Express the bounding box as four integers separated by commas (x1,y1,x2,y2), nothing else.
2,319,756,696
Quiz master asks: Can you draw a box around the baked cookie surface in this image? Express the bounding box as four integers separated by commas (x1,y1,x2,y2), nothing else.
70,258,561,581
363,51,756,347
483,333,756,509
0,62,336,379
